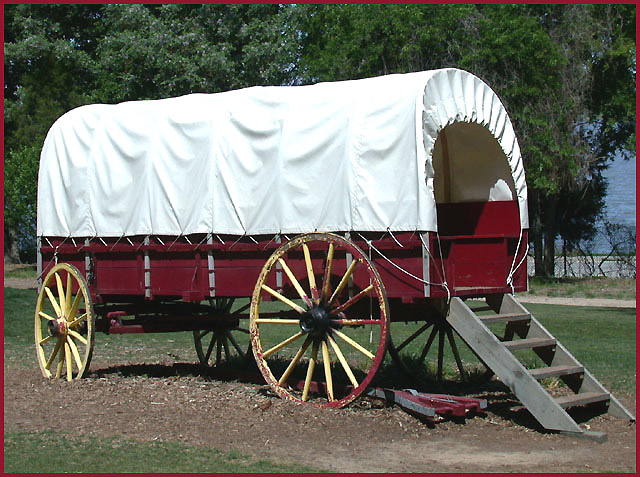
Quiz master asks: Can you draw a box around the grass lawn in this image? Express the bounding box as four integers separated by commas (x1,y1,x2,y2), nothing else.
4,430,323,473
526,276,635,300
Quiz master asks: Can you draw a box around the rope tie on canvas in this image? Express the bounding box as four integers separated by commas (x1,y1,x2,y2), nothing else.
357,232,451,303
506,228,529,295
419,232,451,304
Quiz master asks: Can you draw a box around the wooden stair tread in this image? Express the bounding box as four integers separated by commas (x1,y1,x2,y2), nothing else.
555,392,610,409
529,365,584,379
503,337,556,350
468,305,493,312
480,312,531,324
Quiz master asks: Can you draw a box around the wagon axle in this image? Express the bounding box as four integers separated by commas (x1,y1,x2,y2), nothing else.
299,306,332,338
47,319,67,338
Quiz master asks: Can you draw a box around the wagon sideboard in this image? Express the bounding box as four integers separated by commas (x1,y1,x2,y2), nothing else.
39,200,527,306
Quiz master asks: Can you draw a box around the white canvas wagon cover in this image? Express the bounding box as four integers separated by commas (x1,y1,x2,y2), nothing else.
37,68,528,239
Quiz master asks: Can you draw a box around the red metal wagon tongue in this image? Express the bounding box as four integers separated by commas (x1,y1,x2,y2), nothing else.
366,387,487,420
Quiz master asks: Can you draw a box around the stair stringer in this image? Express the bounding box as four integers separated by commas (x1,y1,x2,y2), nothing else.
448,297,583,433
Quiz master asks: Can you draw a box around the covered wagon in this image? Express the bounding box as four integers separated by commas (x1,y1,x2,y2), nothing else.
36,68,631,434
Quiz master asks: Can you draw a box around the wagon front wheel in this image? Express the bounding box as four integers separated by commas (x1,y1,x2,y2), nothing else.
250,233,389,408
35,263,95,381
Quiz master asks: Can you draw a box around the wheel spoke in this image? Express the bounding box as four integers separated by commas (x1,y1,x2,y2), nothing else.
225,330,246,357
44,287,62,317
45,339,64,369
196,329,210,340
321,340,334,401
321,243,334,302
396,323,432,353
55,273,66,317
332,318,381,326
446,327,467,381
205,334,217,363
64,342,73,381
221,334,230,360
331,329,375,360
65,273,73,316
302,341,319,401
278,336,312,386
68,292,83,323
55,352,64,378
261,284,305,314
277,258,312,307
255,318,300,325
39,334,55,346
263,331,304,358
38,311,56,322
418,326,439,364
67,313,87,328
331,284,374,314
216,335,223,364
67,337,83,370
328,259,358,305
230,302,251,316
68,329,87,345
437,329,445,381
302,243,319,304
327,334,359,388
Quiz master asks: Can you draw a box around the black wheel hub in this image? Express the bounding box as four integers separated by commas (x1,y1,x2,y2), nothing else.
299,306,331,338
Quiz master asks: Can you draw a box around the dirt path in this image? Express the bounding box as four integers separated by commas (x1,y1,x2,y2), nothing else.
4,363,636,473
517,294,636,309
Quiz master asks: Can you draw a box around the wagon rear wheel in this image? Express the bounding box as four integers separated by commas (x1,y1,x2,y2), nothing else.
193,298,251,368
389,311,492,386
35,263,95,381
250,233,389,408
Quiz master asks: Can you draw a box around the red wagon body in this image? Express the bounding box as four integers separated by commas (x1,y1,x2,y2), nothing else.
40,201,526,309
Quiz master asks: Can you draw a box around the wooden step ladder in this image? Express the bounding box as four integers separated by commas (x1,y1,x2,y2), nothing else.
446,294,635,439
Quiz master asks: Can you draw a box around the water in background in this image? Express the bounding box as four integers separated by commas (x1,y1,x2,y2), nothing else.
549,154,636,256
588,154,635,256
601,154,636,227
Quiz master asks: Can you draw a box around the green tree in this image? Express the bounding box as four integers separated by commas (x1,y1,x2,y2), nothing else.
92,4,298,103
4,145,40,262
4,4,100,262
4,4,298,262
295,4,635,277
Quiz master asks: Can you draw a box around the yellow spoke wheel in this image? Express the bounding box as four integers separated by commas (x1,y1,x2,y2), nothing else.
250,233,389,408
35,263,95,381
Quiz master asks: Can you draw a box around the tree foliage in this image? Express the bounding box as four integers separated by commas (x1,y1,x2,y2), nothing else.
4,4,298,262
295,4,635,276
4,5,636,275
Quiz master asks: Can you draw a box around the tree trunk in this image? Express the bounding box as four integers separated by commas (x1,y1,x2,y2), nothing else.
542,195,559,277
4,227,21,264
529,191,545,276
